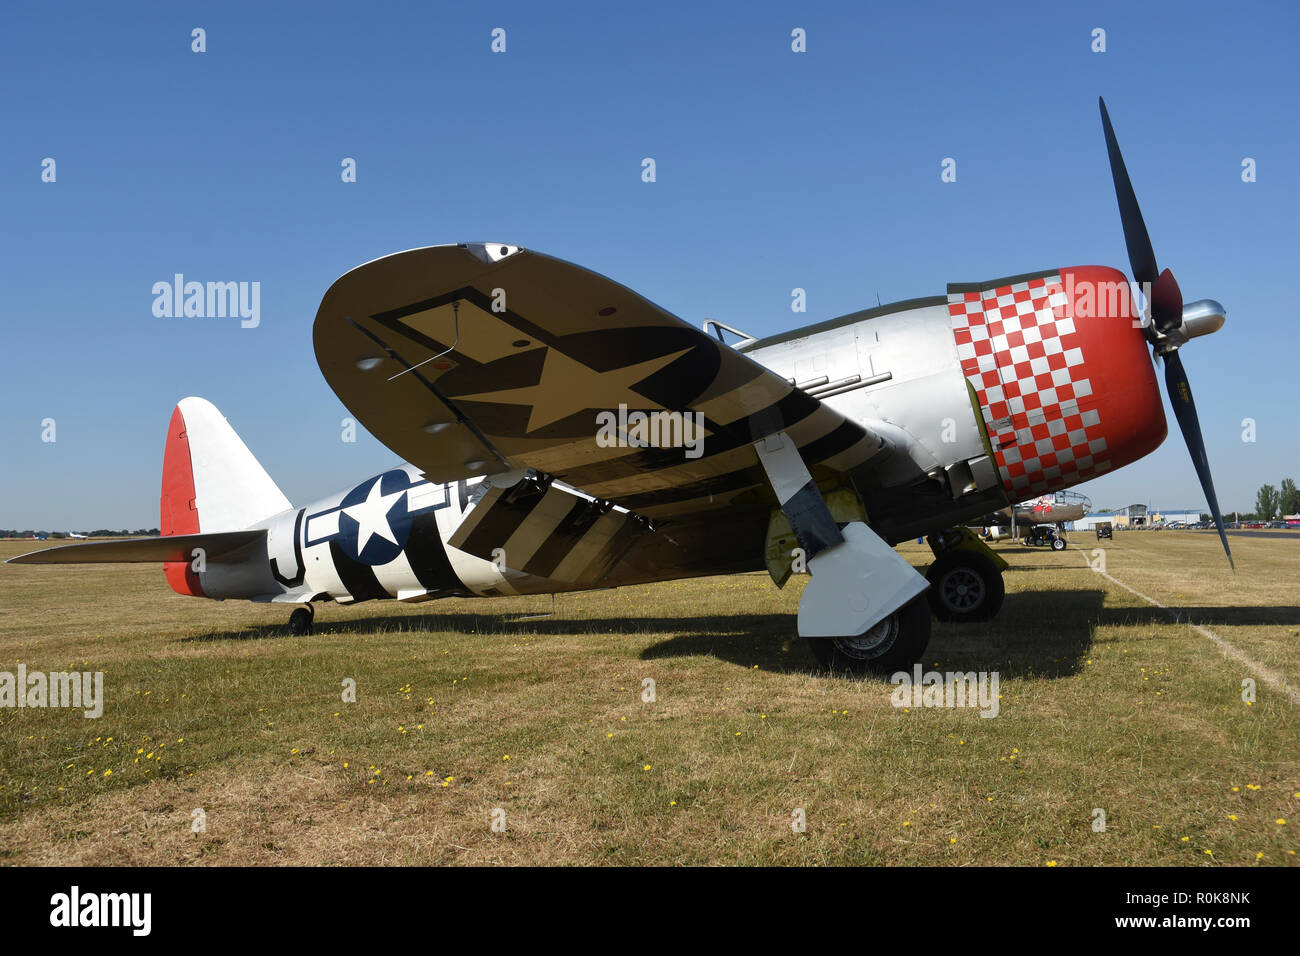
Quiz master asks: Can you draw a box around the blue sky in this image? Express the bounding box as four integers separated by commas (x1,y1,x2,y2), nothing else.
2,0,1296,527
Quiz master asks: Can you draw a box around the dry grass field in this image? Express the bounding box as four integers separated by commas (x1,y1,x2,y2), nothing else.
0,530,1296,866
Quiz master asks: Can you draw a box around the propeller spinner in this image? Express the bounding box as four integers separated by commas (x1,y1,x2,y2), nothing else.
1098,97,1233,569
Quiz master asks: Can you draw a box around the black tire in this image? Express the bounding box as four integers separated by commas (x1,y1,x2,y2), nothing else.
805,596,931,675
289,606,314,636
1050,536,1067,551
925,549,1005,623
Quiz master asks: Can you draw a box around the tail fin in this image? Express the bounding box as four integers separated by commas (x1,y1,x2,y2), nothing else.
161,397,291,597
161,397,292,535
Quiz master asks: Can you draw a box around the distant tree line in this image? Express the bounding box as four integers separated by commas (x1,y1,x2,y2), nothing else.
1,529,160,539
1252,478,1299,521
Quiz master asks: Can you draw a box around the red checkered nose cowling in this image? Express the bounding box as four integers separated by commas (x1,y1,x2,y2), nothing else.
948,265,1166,499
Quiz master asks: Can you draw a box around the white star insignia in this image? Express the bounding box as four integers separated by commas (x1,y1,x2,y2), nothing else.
343,478,405,553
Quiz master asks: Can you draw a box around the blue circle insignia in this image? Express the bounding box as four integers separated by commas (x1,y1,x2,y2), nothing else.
337,469,414,566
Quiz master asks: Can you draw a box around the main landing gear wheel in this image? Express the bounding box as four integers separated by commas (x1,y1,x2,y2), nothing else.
805,596,931,675
926,550,1005,623
1051,535,1068,552
289,605,314,636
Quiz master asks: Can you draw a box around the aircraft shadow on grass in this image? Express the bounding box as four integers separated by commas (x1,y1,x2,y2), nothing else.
179,588,1298,680
637,590,1112,679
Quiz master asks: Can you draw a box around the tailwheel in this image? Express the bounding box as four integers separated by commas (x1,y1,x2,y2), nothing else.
289,604,314,636
926,549,1005,623
805,596,931,675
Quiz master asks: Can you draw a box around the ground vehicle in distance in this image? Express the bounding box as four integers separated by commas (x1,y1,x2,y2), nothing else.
1025,524,1068,550
1096,522,1113,540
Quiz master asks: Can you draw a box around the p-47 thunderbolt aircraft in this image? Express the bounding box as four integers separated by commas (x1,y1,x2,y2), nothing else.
976,490,1092,545
10,100,1234,673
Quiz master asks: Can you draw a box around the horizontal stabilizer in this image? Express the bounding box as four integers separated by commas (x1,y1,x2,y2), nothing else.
5,530,264,565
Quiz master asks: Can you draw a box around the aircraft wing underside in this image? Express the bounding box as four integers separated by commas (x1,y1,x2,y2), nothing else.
313,244,887,521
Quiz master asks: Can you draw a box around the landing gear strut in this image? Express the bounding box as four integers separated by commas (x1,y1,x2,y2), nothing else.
289,604,315,636
751,432,930,676
925,528,1007,623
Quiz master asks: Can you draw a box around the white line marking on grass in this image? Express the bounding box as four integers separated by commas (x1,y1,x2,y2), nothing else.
1070,545,1300,705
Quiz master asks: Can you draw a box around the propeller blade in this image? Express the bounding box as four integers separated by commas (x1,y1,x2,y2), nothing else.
1099,97,1159,289
1151,267,1184,334
1163,349,1234,570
